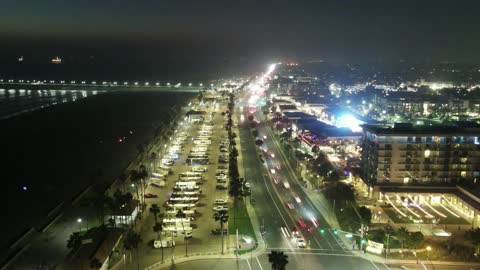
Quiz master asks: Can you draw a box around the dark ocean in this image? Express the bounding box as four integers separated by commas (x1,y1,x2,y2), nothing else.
0,86,194,250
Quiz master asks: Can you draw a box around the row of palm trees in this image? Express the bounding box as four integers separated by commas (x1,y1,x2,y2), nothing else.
225,93,249,227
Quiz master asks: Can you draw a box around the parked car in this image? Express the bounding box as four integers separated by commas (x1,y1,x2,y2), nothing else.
211,228,228,235
191,166,208,172
216,183,228,189
154,239,175,248
214,199,227,205
213,206,228,211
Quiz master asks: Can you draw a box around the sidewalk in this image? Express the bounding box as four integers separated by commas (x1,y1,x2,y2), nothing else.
358,250,480,268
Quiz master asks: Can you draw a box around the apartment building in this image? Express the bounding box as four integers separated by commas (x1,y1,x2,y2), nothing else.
361,123,480,185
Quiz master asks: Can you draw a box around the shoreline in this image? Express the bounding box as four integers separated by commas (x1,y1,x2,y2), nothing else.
0,90,194,252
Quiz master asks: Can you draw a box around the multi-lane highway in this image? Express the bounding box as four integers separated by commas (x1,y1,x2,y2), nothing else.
235,94,392,270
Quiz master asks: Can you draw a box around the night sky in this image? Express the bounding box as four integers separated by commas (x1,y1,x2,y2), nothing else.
1,0,480,63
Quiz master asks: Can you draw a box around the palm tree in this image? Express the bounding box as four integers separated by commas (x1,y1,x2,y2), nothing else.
123,230,142,270
90,257,102,269
91,193,111,225
67,232,83,251
396,227,409,249
130,169,142,211
176,209,188,257
150,152,157,171
119,173,127,192
150,204,161,224
268,250,289,270
139,164,149,207
465,228,480,254
213,209,229,254
153,222,164,263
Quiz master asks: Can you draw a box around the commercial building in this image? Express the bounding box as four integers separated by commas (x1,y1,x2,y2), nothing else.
361,123,480,185
355,123,480,230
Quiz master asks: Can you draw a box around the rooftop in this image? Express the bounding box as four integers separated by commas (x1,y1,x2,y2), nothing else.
362,123,480,136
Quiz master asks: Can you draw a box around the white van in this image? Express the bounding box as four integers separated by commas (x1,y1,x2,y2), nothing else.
194,140,211,145
188,152,208,157
150,179,166,187
152,172,166,178
191,147,208,152
162,218,191,225
162,226,193,233
165,209,196,216
175,182,198,189
169,197,199,202
166,203,196,210
162,159,174,166
179,172,203,177
158,165,172,173
191,166,207,172
178,176,203,182
154,240,175,248
172,190,201,196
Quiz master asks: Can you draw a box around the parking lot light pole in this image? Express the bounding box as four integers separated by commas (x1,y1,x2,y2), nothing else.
77,218,82,232
385,233,390,261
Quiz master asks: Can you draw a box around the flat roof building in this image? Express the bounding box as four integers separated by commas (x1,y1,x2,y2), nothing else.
361,123,480,186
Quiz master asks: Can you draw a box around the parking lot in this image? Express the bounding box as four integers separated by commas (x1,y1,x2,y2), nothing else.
138,98,239,267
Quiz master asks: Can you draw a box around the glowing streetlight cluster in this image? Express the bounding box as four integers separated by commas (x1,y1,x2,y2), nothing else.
0,79,211,88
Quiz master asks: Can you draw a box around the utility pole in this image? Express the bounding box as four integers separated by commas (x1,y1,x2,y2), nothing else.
360,223,365,252
386,233,390,261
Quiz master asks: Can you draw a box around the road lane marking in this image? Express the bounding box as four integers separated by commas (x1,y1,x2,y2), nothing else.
255,256,264,270
328,227,345,250
279,251,358,257
369,260,382,270
245,258,252,270
261,117,343,252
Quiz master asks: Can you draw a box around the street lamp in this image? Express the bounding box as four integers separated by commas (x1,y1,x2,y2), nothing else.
426,246,434,269
77,218,82,232
385,233,390,261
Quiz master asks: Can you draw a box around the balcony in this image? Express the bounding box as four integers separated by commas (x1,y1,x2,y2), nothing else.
378,152,392,157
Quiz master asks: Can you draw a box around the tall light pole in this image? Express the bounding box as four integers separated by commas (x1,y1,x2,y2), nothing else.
385,233,390,261
426,246,434,269
77,218,82,232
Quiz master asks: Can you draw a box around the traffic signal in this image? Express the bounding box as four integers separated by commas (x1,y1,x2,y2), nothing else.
320,228,325,234
333,229,338,235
